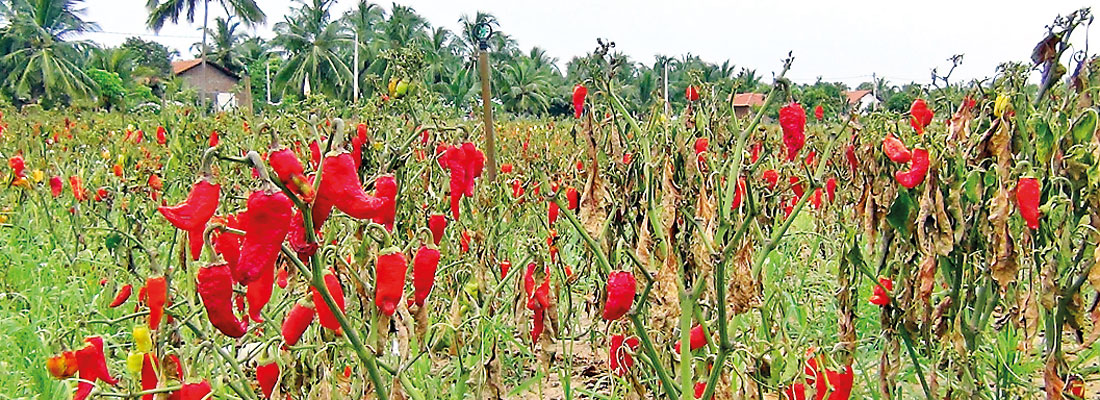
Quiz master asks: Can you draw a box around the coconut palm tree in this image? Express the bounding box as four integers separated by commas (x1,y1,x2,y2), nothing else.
272,0,352,98
498,56,555,115
191,16,247,74
0,0,99,105
145,0,264,94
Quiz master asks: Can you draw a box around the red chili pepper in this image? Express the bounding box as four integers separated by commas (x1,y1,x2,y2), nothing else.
576,160,584,171
276,267,288,289
694,137,709,156
315,151,383,225
108,284,132,308
783,353,854,400
869,277,893,306
572,84,588,118
70,175,87,201
609,334,640,377
8,154,24,179
894,148,929,189
412,246,440,307
428,214,447,246
257,362,279,399
524,263,551,312
372,175,398,232
685,85,700,102
790,176,804,199
814,104,824,121
501,163,513,174
112,164,123,177
74,336,117,400
158,178,220,231
460,230,471,253
50,176,63,197
1016,177,1041,230
731,177,746,210
762,169,779,190
548,201,559,225
269,147,315,202
171,380,212,400
146,276,167,330
212,214,244,282
156,126,167,145
281,299,316,346
312,270,346,332
751,142,761,164
811,188,823,210
622,152,632,165
197,262,248,337
566,187,579,210
909,99,934,135
694,382,707,399
845,140,859,174
208,130,219,147
46,351,79,379
141,353,158,400
375,248,408,316
674,325,708,354
826,178,837,203
512,178,524,199
779,102,807,161
442,143,485,219
882,134,912,163
500,260,511,278
419,129,430,145
350,135,364,170
531,308,545,344
148,174,164,191
805,150,816,167
602,270,636,320
240,190,293,321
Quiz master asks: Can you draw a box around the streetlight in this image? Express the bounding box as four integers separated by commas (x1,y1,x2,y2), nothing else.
475,21,497,183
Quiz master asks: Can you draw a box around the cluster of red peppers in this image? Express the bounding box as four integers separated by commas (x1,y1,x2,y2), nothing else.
524,262,551,344
881,133,929,189
438,142,485,219
779,102,807,161
782,350,854,400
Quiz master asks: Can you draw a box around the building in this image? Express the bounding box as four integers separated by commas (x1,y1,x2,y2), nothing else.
171,59,242,110
843,89,879,112
731,93,766,118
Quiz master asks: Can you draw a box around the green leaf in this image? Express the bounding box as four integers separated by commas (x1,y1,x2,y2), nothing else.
1070,109,1098,144
104,232,123,251
964,171,982,203
1031,115,1055,165
887,189,914,236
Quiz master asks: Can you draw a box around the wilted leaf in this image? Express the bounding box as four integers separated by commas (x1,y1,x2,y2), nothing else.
1031,116,1055,165
1043,356,1065,400
918,255,937,303
1031,32,1060,65
727,238,758,315
1070,108,1098,144
989,186,1017,288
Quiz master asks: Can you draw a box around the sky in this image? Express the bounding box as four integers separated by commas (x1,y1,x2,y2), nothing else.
77,0,1097,87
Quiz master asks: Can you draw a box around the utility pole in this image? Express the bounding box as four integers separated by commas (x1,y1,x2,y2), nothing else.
475,22,497,183
663,59,670,114
353,30,360,103
266,60,271,104
200,0,209,111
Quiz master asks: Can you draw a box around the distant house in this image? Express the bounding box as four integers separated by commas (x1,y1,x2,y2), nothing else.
843,89,879,112
731,93,766,118
172,59,241,110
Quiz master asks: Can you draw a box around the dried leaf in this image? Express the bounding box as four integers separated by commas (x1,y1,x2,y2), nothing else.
1090,245,1100,292
727,238,759,315
989,186,1018,288
1043,356,1065,400
918,255,937,303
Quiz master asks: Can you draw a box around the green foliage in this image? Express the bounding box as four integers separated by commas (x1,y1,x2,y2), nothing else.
86,68,125,110
121,36,177,78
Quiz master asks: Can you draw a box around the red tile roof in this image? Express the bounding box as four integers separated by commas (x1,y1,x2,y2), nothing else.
171,59,239,79
732,93,766,107
843,90,873,105
171,59,203,75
